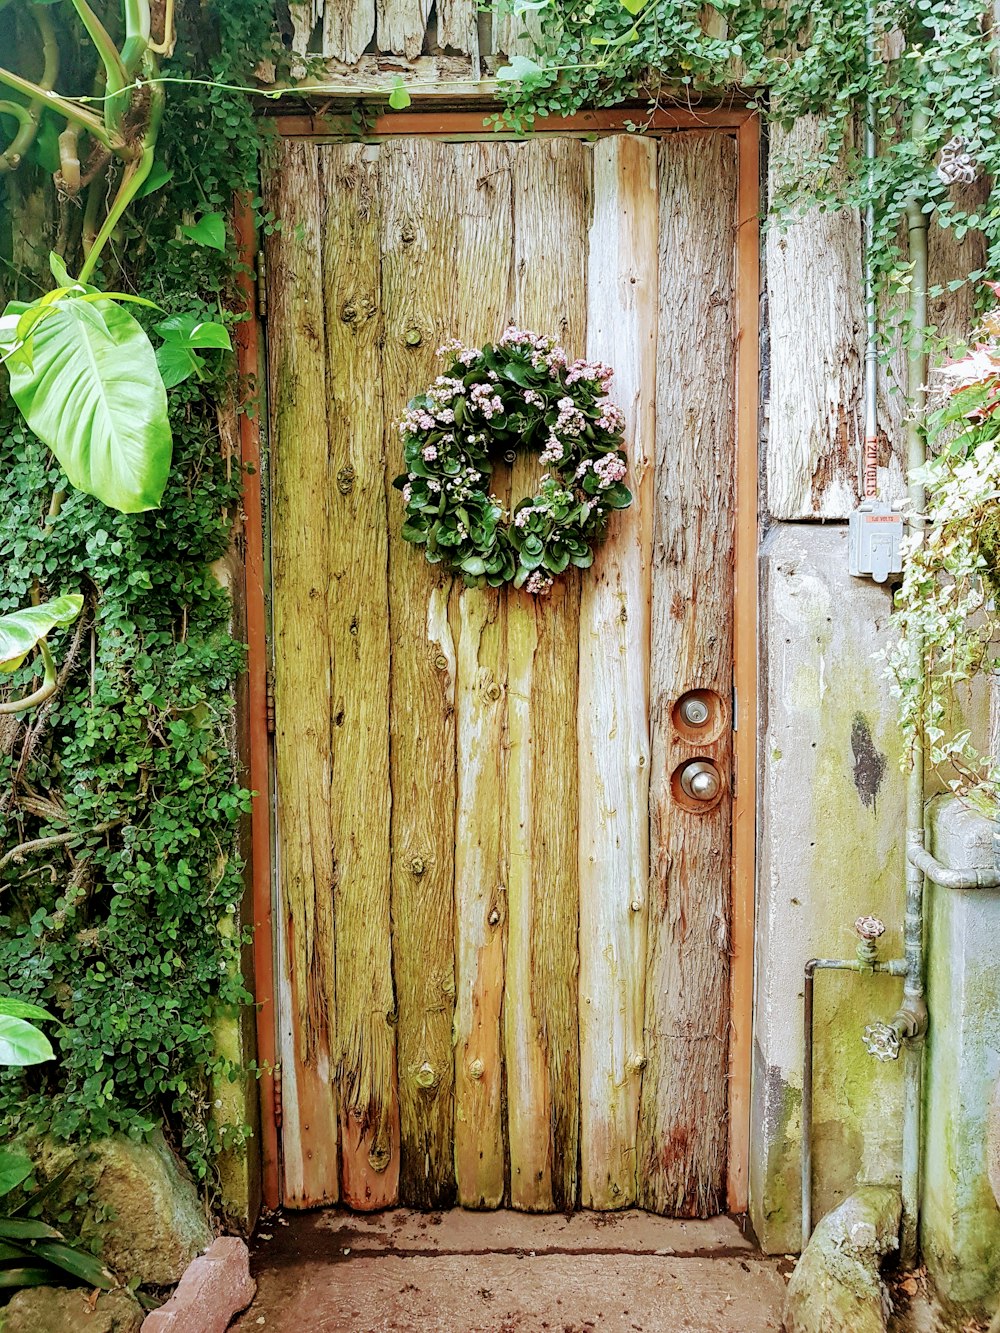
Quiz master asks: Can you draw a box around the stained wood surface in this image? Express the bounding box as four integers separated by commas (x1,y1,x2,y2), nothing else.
266,133,743,1216
577,135,658,1210
265,141,340,1205
639,134,737,1217
316,145,400,1210
504,139,588,1213
766,117,864,520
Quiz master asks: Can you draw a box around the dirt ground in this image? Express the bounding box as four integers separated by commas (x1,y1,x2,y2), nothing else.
234,1209,790,1333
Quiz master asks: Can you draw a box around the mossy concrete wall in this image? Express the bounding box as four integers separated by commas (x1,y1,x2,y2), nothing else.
751,524,907,1254
922,796,1000,1322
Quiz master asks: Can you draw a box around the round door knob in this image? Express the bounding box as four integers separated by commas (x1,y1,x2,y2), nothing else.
679,760,721,803
680,697,710,727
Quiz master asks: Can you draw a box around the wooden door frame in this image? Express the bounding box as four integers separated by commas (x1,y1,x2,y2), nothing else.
236,106,760,1214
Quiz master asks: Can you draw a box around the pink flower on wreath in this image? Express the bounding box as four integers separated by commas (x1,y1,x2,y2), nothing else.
524,571,554,596
594,454,627,488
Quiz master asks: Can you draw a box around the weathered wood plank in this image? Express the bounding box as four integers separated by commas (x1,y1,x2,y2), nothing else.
322,0,376,64
380,140,514,1208
437,0,479,60
491,6,543,57
317,145,399,1210
265,141,340,1207
577,135,658,1211
377,0,433,61
504,138,589,1213
766,117,864,520
638,133,737,1217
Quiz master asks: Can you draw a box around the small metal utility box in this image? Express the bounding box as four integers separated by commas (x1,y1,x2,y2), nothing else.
849,500,906,583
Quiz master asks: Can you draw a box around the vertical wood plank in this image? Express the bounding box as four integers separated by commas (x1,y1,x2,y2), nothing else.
380,140,514,1208
318,145,399,1210
639,133,738,1218
504,138,589,1213
377,0,433,61
491,6,543,57
438,0,480,60
265,142,340,1207
766,117,864,520
577,135,658,1211
322,0,376,63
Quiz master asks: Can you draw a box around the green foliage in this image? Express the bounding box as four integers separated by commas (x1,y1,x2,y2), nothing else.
393,330,629,594
0,0,277,1185
0,997,54,1067
492,0,1000,320
888,315,1000,813
2,287,172,514
0,597,82,673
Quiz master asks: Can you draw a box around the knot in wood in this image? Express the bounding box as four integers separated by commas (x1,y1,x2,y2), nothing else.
337,465,355,495
469,1058,485,1081
627,1052,648,1074
434,654,449,671
401,222,416,243
410,856,425,876
415,1061,436,1089
340,302,358,324
405,328,422,347
368,1140,392,1173
485,682,502,702
488,908,500,927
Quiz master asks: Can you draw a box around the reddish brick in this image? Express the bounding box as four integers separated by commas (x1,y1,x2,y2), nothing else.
142,1237,255,1333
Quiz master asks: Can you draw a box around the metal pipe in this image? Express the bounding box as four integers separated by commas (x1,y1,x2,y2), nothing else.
862,0,879,497
908,844,1000,890
899,117,930,1266
801,953,907,1251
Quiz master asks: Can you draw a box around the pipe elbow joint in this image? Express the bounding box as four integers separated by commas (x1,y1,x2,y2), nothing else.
894,995,928,1043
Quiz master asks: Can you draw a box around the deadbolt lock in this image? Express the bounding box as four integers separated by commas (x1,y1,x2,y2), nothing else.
679,759,722,803
679,697,710,727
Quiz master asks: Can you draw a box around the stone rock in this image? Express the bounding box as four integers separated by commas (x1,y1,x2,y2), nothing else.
25,1130,213,1286
0,1286,143,1333
141,1237,256,1333
783,1185,901,1333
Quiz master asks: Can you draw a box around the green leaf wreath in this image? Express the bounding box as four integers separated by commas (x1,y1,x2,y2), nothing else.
393,327,632,595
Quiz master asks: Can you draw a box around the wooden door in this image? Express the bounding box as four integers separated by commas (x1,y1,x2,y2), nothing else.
264,132,740,1216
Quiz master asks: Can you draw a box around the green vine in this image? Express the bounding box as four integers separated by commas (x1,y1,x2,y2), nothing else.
0,0,278,1186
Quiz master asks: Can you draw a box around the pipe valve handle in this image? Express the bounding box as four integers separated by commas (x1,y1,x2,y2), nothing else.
862,1021,901,1062
855,915,886,940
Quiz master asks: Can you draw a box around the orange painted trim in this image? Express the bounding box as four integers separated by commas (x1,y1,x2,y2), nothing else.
727,113,761,1216
233,196,281,1212
257,105,761,1217
272,105,755,139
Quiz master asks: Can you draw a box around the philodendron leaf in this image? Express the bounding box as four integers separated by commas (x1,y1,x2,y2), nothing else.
619,0,650,12
0,999,55,1023
134,160,173,198
0,595,83,672
0,1153,32,1198
0,1014,54,1066
3,294,172,512
180,212,226,251
154,314,232,389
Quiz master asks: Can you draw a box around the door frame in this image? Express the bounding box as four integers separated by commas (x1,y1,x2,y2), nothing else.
235,106,760,1214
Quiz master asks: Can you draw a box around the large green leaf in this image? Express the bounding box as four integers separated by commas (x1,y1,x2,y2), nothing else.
0,1154,33,1198
0,1015,54,1067
0,999,55,1023
3,296,172,512
0,595,83,672
154,313,232,389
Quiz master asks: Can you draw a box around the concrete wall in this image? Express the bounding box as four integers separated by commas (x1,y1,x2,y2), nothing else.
750,524,907,1253
922,797,1000,1322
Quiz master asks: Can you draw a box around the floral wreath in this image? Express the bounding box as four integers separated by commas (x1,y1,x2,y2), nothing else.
392,327,631,595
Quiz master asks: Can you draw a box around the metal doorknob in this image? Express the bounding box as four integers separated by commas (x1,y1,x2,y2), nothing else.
679,760,721,803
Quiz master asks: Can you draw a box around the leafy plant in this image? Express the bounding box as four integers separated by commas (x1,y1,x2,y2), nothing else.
0,595,83,716
889,290,1000,813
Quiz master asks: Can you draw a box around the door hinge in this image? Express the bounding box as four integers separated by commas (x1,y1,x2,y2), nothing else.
272,1063,283,1128
256,249,267,320
265,668,276,736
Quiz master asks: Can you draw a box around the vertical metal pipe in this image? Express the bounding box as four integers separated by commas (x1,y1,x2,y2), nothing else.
900,137,929,1266
862,0,879,495
802,961,816,1252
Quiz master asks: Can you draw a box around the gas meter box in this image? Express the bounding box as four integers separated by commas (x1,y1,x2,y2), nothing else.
848,500,905,584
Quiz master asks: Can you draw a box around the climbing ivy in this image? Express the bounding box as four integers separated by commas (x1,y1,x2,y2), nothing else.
493,0,1000,315
0,0,278,1184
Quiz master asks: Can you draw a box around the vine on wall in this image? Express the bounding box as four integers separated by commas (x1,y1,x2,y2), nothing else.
0,0,278,1182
